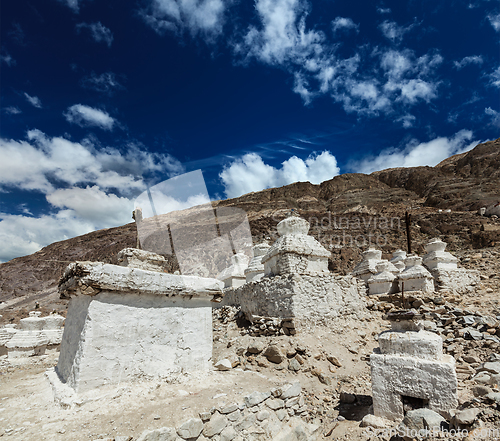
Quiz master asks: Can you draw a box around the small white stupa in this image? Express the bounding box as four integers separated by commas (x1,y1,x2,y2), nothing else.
422,238,458,270
262,212,330,276
398,255,434,293
353,249,386,283
217,252,250,288
244,243,271,283
6,312,49,358
367,261,398,295
390,250,407,272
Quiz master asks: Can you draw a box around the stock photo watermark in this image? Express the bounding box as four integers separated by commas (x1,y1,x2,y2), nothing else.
364,426,500,440
305,213,403,248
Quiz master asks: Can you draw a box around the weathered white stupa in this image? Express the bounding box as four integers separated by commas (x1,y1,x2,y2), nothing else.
244,243,271,283
353,249,386,283
367,261,398,295
262,213,331,276
390,250,407,272
6,312,49,358
222,213,367,327
422,238,479,294
218,252,250,288
371,310,458,421
398,255,434,293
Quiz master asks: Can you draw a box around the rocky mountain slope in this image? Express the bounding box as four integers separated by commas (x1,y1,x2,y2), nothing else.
1,137,499,320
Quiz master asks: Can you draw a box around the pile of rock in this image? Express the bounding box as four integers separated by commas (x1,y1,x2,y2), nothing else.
245,316,296,337
136,382,319,441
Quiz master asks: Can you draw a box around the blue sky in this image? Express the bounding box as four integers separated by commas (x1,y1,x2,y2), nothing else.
0,0,499,262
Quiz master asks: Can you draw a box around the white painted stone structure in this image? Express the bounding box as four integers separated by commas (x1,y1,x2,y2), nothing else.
218,252,250,288
117,247,166,272
244,243,271,283
223,214,367,327
367,262,398,295
422,238,458,270
352,249,386,283
398,255,434,293
0,325,18,356
51,261,223,394
262,214,330,276
371,311,458,421
42,314,65,348
422,238,479,294
390,250,407,272
6,312,49,358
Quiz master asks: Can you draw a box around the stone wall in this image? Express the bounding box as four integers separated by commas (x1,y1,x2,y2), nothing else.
222,273,367,327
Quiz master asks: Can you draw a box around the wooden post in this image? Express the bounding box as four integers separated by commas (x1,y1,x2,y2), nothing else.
405,211,412,255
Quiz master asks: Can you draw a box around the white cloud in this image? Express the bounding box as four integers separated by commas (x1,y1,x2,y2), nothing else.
0,130,185,263
0,212,94,263
332,17,358,33
485,107,500,126
352,130,480,174
489,66,500,88
46,186,134,226
0,130,183,194
396,114,416,128
142,0,226,38
64,104,116,130
3,106,21,115
24,93,42,108
238,0,325,66
76,22,114,47
0,51,15,66
377,7,391,14
380,49,413,79
488,13,500,32
453,55,484,69
81,72,124,93
219,151,340,198
58,0,82,13
0,187,133,263
378,20,414,43
386,78,437,104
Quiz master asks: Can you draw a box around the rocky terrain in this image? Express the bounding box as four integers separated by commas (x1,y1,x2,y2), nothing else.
0,138,499,441
1,137,499,322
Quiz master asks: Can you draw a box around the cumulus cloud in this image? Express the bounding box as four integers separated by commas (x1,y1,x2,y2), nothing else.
24,93,42,108
219,151,340,198
351,130,480,174
378,20,414,43
0,130,185,262
3,106,21,115
58,0,82,13
46,186,134,225
488,13,500,32
0,130,183,194
332,17,359,34
81,72,124,94
453,55,484,69
237,0,325,66
76,22,114,47
142,0,226,38
0,187,134,263
64,104,116,130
